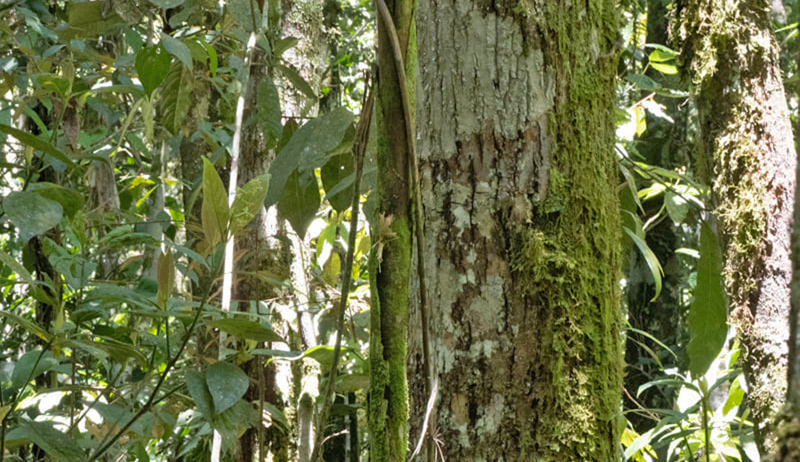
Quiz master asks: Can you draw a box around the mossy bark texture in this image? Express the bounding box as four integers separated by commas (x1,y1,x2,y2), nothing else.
678,0,797,453
411,1,623,460
368,0,416,461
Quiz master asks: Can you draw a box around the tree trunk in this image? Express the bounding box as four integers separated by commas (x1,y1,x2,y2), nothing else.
677,0,797,453
410,1,623,460
368,0,415,461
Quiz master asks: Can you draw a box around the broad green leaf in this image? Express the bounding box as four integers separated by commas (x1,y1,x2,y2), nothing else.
623,226,663,301
202,157,229,244
625,73,660,92
647,46,677,62
650,62,679,75
207,317,284,343
12,350,57,390
688,221,727,377
28,182,84,218
186,368,214,418
257,77,282,144
159,62,193,135
206,361,248,415
19,420,85,462
66,1,124,38
277,64,316,100
160,32,193,71
277,169,320,237
664,191,689,224
265,108,354,207
135,45,171,96
0,124,77,170
321,151,354,212
3,191,63,241
229,174,271,237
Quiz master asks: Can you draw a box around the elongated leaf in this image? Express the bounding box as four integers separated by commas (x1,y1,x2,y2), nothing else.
0,311,51,341
159,62,193,135
257,77,282,144
229,174,270,237
206,361,248,415
135,45,171,96
202,158,229,244
623,226,663,301
19,420,85,462
265,108,354,207
157,251,174,309
0,124,76,170
0,249,32,284
277,64,316,99
160,32,193,71
688,221,727,377
207,318,284,343
3,191,63,241
650,62,678,75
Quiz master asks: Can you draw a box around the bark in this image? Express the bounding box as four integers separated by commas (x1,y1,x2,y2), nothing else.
368,0,415,461
411,1,623,460
677,0,797,454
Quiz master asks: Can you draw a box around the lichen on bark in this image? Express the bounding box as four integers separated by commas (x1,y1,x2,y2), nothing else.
677,0,797,452
411,0,623,460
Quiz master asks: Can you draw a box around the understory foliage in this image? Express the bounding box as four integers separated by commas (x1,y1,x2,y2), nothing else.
0,0,796,461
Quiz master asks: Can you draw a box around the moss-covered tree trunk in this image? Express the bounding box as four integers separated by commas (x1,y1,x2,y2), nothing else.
408,1,623,460
678,0,797,453
368,0,415,461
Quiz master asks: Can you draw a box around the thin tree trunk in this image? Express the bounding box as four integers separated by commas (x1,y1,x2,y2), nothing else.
678,0,797,454
411,1,623,460
368,0,415,461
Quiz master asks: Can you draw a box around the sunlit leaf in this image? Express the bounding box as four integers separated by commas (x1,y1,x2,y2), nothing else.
202,157,229,244
229,174,270,237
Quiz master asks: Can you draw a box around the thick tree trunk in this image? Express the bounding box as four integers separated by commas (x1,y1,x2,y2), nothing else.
411,1,623,460
678,0,797,453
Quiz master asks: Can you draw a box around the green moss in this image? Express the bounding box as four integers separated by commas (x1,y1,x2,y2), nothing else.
505,0,624,459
